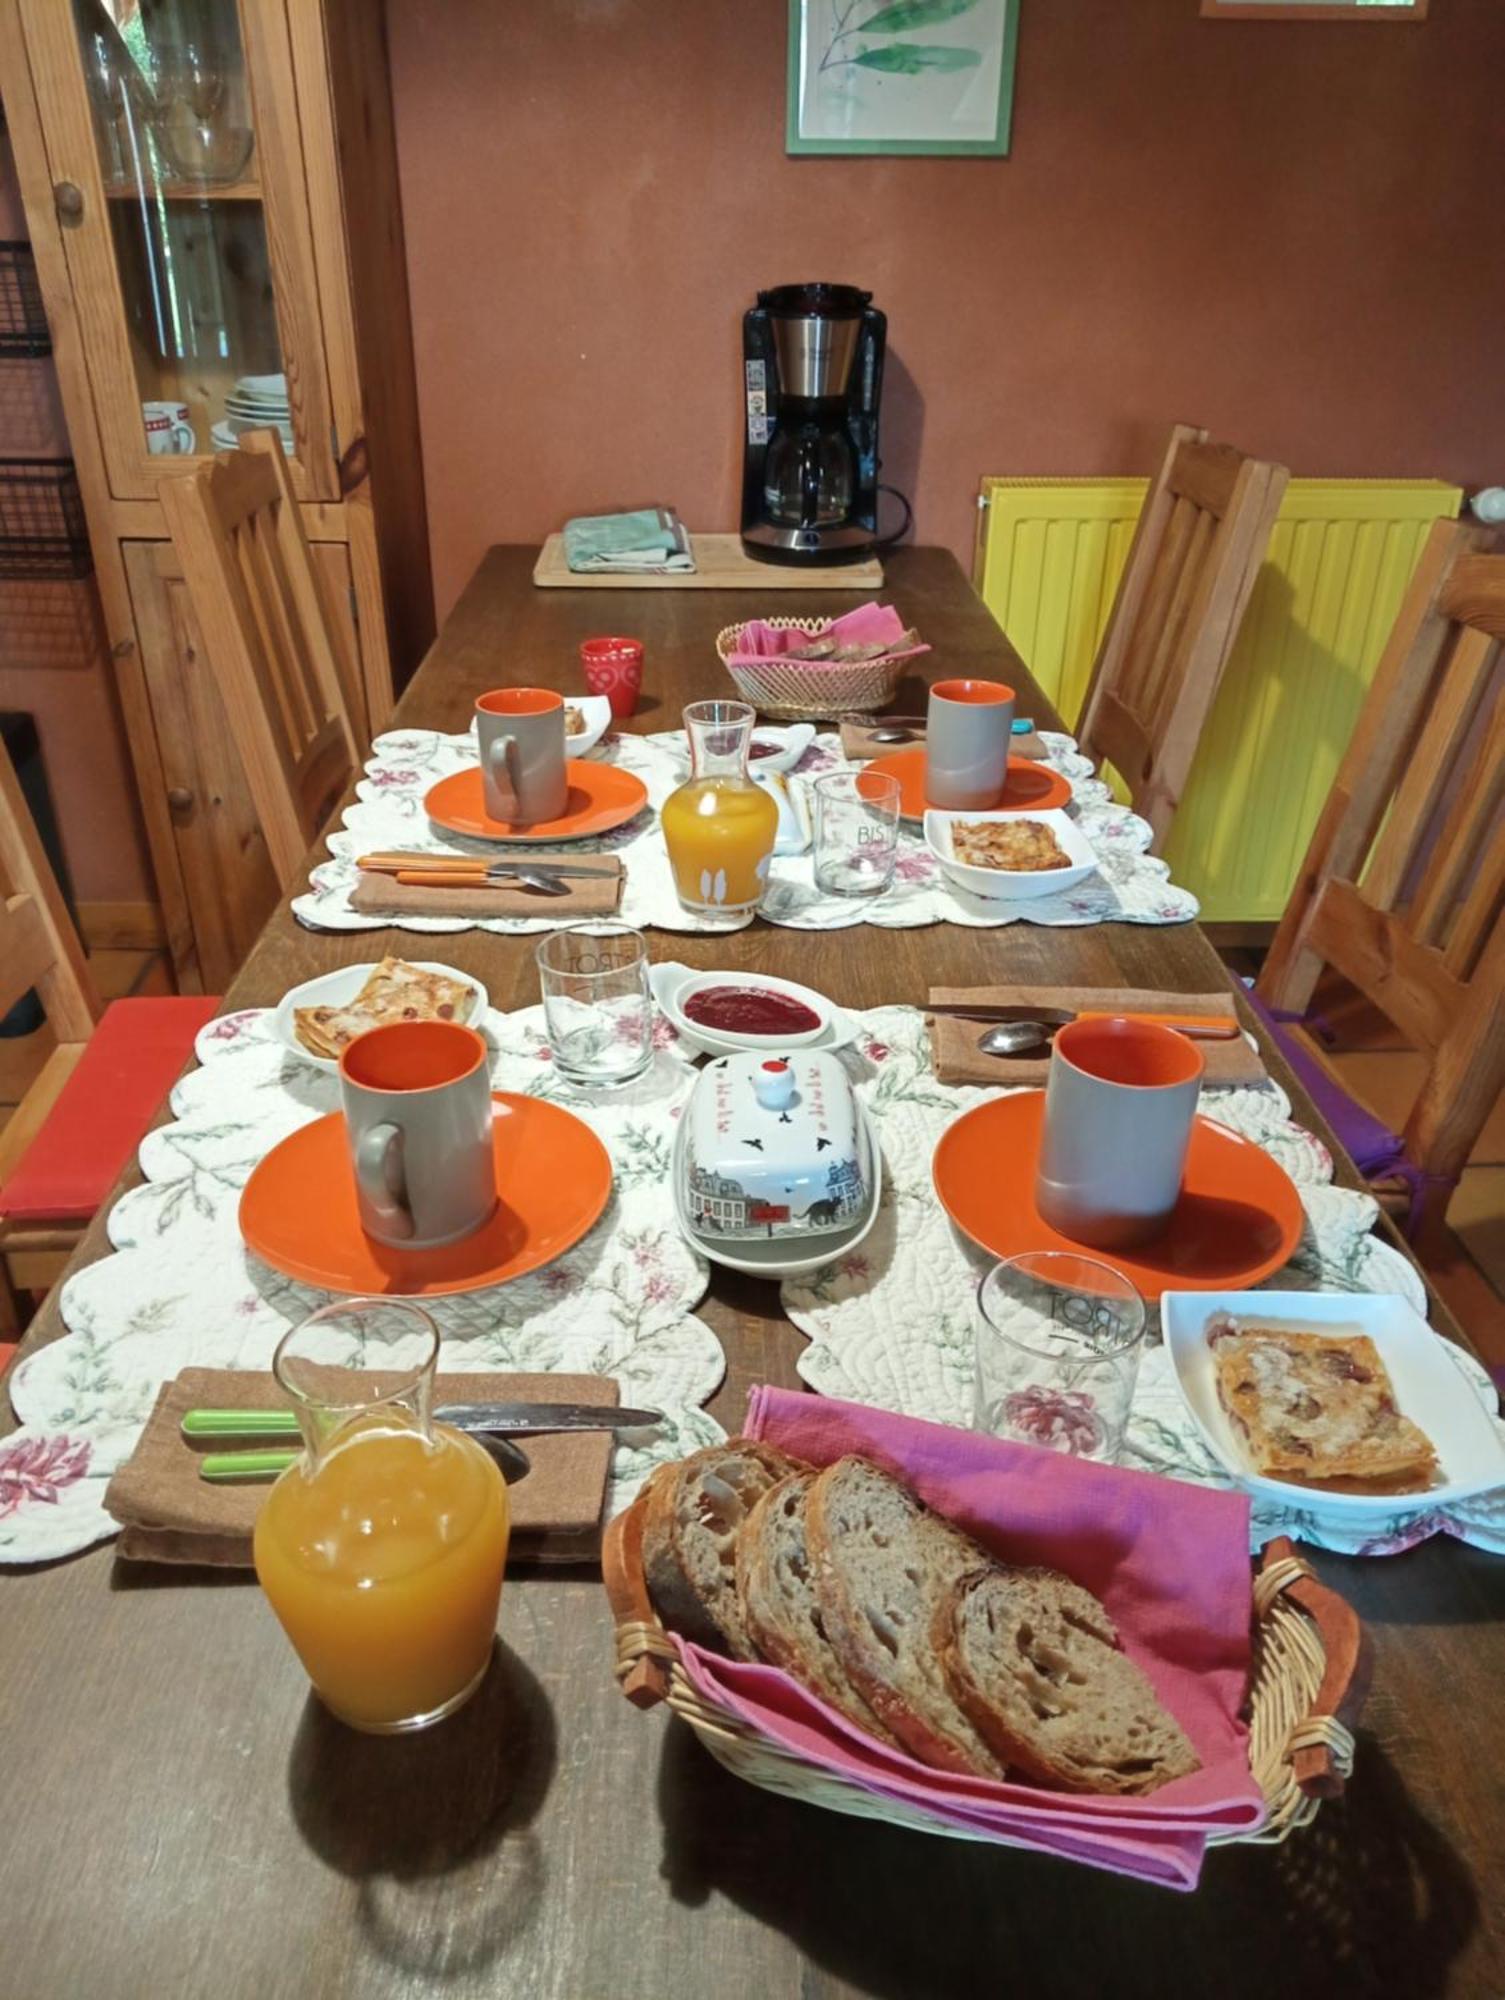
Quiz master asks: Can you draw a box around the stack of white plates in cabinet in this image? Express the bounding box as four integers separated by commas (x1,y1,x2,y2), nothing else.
211,373,294,453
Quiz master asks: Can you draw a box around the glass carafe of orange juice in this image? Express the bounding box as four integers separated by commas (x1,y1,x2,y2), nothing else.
661,699,779,916
253,1299,509,1734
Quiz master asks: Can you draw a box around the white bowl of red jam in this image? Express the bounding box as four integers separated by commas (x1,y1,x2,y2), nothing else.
650,963,852,1056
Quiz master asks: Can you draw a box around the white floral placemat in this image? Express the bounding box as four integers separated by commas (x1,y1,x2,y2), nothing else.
779,1008,1505,1559
290,728,1199,937
9,1002,1483,1569
0,1006,726,1566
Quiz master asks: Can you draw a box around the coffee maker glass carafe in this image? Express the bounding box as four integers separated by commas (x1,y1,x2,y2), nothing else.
762,422,856,530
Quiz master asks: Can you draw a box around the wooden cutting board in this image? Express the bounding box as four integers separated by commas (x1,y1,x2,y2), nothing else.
532,531,884,590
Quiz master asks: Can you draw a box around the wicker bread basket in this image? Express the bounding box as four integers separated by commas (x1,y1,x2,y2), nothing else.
716,616,909,720
605,1494,1365,1850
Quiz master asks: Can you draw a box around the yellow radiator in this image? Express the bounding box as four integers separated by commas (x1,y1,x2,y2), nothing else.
974,477,1463,922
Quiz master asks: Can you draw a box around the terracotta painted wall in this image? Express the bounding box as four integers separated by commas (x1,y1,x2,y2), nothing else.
387,0,1505,622
0,139,152,904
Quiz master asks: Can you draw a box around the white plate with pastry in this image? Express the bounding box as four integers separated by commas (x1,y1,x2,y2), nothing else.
273,957,489,1075
1163,1289,1505,1517
923,807,1098,902
564,694,613,757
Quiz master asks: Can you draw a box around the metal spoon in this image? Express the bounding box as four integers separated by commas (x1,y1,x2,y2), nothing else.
975,1021,1060,1058
839,711,924,744
482,1435,532,1483
504,871,572,897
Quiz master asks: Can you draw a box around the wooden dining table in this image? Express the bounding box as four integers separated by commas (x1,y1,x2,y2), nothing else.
3,545,1503,2000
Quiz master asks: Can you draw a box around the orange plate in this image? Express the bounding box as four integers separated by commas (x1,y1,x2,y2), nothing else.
239,1093,613,1297
423,761,649,843
866,746,1073,822
932,1092,1304,1299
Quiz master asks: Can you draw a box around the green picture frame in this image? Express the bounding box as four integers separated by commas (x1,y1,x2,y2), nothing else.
786,0,1020,157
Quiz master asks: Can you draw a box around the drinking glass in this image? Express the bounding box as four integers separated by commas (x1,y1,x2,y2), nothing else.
536,921,654,1086
812,769,901,897
973,1253,1146,1463
252,1298,510,1733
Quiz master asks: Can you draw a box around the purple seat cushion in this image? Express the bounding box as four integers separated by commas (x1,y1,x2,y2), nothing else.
1242,986,1429,1227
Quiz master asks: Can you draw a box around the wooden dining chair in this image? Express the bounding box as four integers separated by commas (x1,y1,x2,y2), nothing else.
1257,515,1505,1225
160,431,362,891
1077,423,1289,848
0,739,220,1329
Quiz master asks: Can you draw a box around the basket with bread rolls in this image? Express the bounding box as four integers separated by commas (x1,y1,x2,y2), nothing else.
604,1393,1366,1888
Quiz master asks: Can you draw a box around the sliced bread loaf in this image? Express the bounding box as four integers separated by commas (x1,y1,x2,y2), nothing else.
937,1566,1201,1796
641,1439,802,1656
736,1471,895,1745
805,1456,1007,1778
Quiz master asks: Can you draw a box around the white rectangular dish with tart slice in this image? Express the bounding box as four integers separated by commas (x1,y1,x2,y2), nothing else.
923,807,1098,901
1163,1290,1505,1517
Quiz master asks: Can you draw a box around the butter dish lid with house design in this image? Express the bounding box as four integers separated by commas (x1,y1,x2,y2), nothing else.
681,1050,871,1244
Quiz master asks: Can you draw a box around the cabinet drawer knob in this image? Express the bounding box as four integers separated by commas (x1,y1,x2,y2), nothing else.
53,180,85,224
167,786,195,814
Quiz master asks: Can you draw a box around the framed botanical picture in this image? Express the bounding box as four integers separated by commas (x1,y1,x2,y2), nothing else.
1201,1,1425,18
787,0,1021,157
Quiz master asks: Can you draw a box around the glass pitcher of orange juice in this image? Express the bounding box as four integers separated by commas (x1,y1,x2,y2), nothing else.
660,699,779,917
253,1299,509,1734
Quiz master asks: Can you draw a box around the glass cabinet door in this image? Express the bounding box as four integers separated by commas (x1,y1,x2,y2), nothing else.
27,0,336,498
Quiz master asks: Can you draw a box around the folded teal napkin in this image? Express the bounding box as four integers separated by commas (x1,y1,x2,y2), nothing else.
563,507,695,574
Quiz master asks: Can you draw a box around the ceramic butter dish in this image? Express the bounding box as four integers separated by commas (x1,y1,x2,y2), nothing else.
682,1050,871,1243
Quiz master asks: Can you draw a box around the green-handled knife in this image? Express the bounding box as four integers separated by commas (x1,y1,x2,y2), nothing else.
199,1438,532,1484
183,1401,664,1442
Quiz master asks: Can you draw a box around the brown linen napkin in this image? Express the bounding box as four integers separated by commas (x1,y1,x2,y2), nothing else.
839,719,1048,762
350,854,623,921
105,1367,620,1567
927,985,1266,1088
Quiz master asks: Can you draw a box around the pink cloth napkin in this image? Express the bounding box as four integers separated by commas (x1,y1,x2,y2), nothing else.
726,601,931,669
672,1388,1264,1891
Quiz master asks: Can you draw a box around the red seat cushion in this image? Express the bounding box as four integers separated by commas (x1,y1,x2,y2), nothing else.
0,997,222,1226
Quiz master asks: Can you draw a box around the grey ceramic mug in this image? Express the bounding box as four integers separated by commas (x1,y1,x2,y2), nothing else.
1035,1017,1204,1250
476,686,568,824
339,1021,497,1249
924,678,1015,810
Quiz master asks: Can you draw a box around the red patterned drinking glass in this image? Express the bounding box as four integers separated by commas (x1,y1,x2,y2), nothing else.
580,636,644,719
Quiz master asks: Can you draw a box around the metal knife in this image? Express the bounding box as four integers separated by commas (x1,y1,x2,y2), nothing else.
357,853,614,881
925,1003,1239,1038
181,1401,665,1443
438,1401,664,1435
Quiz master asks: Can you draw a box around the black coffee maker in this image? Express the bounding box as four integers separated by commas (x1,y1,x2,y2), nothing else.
740,283,886,566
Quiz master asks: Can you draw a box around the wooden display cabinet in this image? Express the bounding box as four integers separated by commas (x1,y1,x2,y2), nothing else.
0,0,432,990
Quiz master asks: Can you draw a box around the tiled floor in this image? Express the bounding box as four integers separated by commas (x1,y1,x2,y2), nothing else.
3,953,1502,1366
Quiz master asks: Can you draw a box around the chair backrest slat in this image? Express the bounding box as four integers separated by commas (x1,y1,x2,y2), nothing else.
0,894,58,1021
1166,440,1247,517
1258,516,1505,1192
1362,622,1498,913
161,431,360,891
1077,424,1288,848
0,738,101,1041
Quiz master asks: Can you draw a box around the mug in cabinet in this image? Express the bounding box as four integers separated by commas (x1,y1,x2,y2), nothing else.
142,400,196,455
